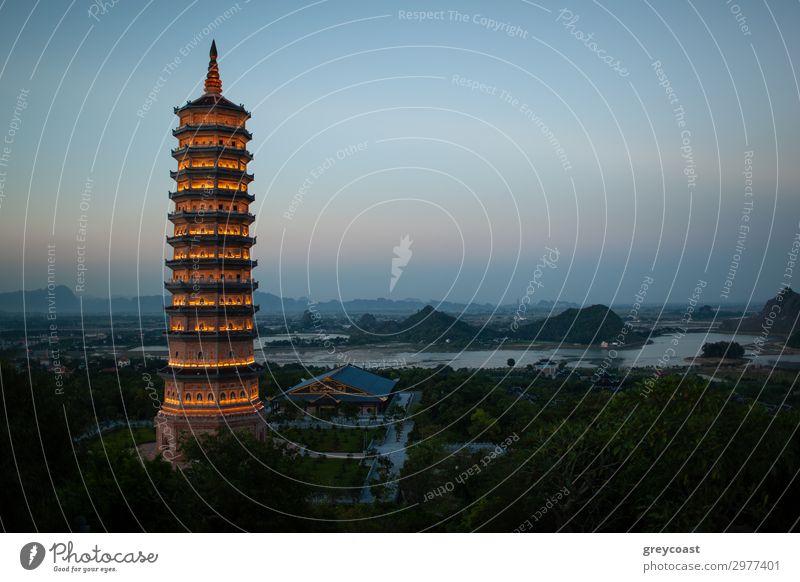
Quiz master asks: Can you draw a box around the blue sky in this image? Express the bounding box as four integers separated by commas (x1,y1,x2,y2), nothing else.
0,0,798,308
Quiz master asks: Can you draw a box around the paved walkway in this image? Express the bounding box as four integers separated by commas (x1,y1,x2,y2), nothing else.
360,391,417,503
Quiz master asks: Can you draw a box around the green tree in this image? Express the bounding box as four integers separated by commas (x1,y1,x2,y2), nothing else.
468,408,500,440
181,431,311,531
701,341,745,359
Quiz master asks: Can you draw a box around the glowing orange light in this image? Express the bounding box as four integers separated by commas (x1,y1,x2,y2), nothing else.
168,358,255,368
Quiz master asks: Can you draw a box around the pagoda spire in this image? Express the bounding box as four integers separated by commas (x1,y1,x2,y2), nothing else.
204,40,222,95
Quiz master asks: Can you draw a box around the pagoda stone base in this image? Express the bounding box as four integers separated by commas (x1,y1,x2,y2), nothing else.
154,408,266,462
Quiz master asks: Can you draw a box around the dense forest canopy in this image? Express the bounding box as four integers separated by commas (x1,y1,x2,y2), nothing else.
2,360,797,532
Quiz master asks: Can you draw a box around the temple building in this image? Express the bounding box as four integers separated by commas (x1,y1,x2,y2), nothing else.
271,365,398,417
156,41,265,458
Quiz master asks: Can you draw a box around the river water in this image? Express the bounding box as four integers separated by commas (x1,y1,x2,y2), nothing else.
253,331,793,370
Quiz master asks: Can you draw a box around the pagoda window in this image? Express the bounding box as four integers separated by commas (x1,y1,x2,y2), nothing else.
239,391,246,399
197,393,203,402
208,393,214,401
220,392,226,401
185,393,192,402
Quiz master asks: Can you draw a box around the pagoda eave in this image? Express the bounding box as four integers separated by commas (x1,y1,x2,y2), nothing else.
164,279,258,292
165,258,257,268
173,124,252,140
170,168,254,183
168,210,255,224
168,189,255,203
172,145,253,161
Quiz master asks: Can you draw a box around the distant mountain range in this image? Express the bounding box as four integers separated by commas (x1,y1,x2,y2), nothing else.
350,303,645,346
4,285,794,347
720,287,800,335
0,286,165,315
0,285,581,316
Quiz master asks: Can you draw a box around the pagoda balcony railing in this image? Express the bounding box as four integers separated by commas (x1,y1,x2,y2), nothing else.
165,278,258,291
168,209,255,223
168,189,255,202
170,167,254,183
173,124,252,140
165,304,260,314
171,145,253,161
158,363,262,379
158,402,264,415
165,257,257,268
167,358,256,368
158,404,265,418
166,275,256,284
166,233,255,246
164,329,255,338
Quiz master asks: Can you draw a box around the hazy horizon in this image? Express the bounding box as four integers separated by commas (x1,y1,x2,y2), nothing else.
0,281,775,309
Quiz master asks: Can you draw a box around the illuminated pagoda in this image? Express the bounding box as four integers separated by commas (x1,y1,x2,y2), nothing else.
156,41,265,458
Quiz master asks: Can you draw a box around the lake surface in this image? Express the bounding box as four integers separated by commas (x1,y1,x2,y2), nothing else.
254,332,776,370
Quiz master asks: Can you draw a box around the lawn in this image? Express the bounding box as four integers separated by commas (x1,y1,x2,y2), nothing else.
86,426,156,453
291,456,369,489
279,426,385,453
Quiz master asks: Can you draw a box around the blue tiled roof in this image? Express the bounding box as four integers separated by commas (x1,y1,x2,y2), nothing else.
289,365,397,397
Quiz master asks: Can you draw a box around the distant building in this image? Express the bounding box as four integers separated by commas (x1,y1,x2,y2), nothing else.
272,365,397,417
532,358,559,378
